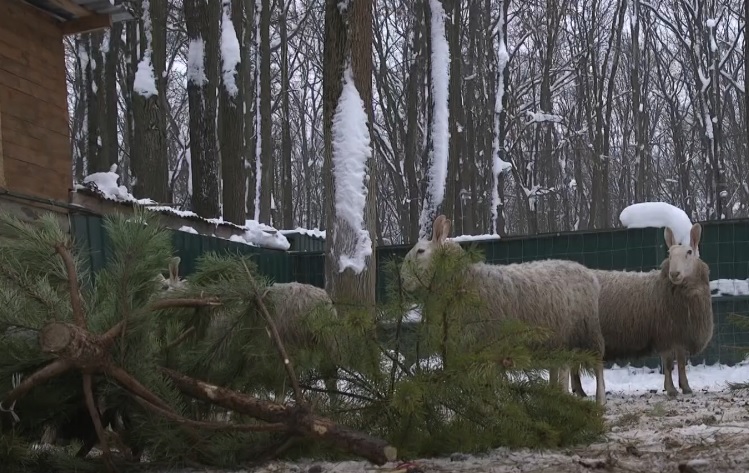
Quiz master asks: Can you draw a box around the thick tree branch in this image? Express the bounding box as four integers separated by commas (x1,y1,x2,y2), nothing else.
55,243,87,328
159,368,398,466
2,359,73,406
83,373,113,472
133,396,287,432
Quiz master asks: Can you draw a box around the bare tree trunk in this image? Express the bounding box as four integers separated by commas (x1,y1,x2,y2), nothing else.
185,0,221,217
745,0,749,184
323,0,376,312
403,4,424,244
242,0,256,219
131,0,169,202
85,32,104,172
257,0,273,224
444,0,463,229
279,8,294,229
219,0,247,224
104,24,121,169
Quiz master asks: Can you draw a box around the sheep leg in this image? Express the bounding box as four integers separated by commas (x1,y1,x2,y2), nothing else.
549,367,560,389
676,349,693,394
661,354,678,397
559,366,571,393
594,360,606,406
570,367,588,398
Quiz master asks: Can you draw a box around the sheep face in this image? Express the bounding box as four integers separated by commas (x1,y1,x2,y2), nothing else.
157,256,187,291
400,215,461,293
664,223,703,286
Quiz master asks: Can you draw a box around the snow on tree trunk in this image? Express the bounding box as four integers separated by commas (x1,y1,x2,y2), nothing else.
331,65,373,274
220,0,240,97
133,0,158,98
418,0,451,240
490,0,511,235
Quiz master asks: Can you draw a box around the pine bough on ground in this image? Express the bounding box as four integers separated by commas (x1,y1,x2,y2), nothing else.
0,211,607,471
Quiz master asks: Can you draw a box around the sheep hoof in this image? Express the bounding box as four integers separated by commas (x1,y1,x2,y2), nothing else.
666,389,679,398
681,387,693,395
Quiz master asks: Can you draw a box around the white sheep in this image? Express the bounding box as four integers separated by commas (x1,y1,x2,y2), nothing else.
568,223,713,397
160,258,340,404
154,256,187,291
400,215,607,406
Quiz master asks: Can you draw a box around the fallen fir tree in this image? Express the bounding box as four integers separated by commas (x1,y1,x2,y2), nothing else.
0,209,606,471
0,210,395,472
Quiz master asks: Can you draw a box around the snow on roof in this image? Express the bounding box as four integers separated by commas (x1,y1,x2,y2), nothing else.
279,227,327,239
75,166,290,251
619,202,694,246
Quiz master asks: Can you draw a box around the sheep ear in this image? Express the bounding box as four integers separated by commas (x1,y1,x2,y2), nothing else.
169,256,181,281
664,227,676,248
441,218,452,239
432,215,447,243
689,223,702,250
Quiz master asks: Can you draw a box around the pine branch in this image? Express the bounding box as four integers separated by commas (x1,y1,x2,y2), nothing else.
104,365,175,413
2,358,73,406
244,261,304,407
133,396,287,432
159,367,398,466
82,373,113,472
165,326,196,350
55,244,86,328
148,298,222,311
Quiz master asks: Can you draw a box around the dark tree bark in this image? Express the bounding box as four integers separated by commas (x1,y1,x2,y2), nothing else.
131,0,170,202
280,6,294,229
219,0,247,224
257,0,273,224
185,0,221,217
322,0,377,311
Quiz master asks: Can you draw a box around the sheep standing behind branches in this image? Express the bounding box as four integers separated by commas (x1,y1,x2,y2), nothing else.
162,258,340,405
400,215,608,406
568,223,713,397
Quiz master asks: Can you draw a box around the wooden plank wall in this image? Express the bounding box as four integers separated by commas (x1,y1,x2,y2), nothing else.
0,0,71,202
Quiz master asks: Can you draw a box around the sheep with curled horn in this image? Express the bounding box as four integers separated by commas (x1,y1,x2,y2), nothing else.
399,215,608,406
567,223,713,398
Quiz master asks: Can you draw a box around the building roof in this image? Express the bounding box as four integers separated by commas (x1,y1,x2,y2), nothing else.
22,0,134,23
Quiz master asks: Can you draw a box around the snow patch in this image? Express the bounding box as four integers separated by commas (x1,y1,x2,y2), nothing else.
80,164,156,205
450,234,502,243
220,0,241,97
711,279,749,297
619,202,694,246
178,226,199,234
279,227,327,239
186,38,207,85
579,360,749,395
133,0,158,98
331,65,373,274
526,111,563,123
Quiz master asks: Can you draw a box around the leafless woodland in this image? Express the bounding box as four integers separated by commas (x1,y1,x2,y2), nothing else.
66,0,749,245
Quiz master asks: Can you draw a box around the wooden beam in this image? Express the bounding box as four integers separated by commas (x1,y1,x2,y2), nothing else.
60,13,112,35
46,0,91,17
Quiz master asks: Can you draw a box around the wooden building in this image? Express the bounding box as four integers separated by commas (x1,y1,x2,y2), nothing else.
0,0,131,223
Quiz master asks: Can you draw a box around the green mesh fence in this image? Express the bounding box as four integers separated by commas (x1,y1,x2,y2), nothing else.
70,212,749,368
70,213,293,284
